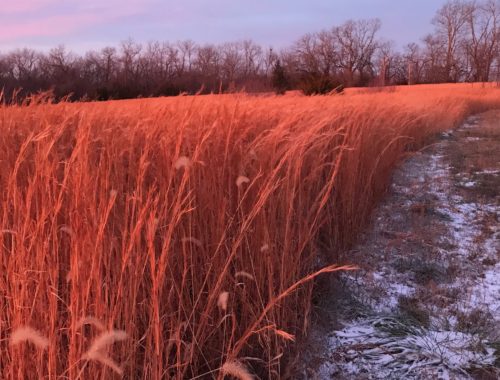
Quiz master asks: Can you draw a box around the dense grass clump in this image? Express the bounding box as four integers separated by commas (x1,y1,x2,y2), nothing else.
1,84,499,379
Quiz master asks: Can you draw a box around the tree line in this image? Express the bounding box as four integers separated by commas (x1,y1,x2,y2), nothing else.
1,0,499,101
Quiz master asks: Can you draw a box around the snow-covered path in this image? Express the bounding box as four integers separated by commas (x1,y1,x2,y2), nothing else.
298,112,500,379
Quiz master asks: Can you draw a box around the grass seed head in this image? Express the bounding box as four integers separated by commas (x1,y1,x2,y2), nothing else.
10,327,49,350
218,291,229,312
84,329,128,356
181,236,203,247
221,360,253,380
175,156,191,170
236,176,250,187
274,328,296,342
235,271,255,281
82,329,128,375
76,316,106,332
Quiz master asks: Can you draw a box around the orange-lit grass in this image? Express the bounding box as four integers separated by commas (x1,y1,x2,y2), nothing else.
1,84,499,379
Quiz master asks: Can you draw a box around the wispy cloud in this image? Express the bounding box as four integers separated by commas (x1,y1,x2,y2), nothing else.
0,0,155,42
0,1,444,51
1,1,60,14
1,14,99,41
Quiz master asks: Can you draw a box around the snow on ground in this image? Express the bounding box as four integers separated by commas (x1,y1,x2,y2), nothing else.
327,320,497,379
299,113,500,379
479,169,500,175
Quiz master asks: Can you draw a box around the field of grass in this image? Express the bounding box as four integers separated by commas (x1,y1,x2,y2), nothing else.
1,84,499,379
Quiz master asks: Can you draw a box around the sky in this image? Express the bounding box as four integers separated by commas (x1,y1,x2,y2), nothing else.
0,0,447,52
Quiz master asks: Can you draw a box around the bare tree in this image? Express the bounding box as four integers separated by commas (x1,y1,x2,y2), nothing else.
422,34,447,82
293,33,322,75
241,40,263,77
333,19,381,86
316,30,338,76
404,43,427,84
120,39,142,82
194,44,221,90
432,1,472,81
262,47,278,77
464,0,499,81
7,48,39,81
220,42,243,87
375,41,396,86
177,40,196,76
2,3,500,102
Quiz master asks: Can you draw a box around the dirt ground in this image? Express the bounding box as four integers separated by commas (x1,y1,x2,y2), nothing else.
294,111,500,379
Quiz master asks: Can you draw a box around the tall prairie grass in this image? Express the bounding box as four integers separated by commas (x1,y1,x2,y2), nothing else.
1,84,499,379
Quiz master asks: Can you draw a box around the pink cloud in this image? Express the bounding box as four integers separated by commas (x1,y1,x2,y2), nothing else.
0,14,102,41
0,0,155,42
1,0,60,14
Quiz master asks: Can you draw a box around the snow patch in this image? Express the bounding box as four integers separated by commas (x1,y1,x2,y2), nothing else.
328,318,497,379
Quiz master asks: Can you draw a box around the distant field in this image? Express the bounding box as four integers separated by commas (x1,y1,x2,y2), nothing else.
1,84,499,379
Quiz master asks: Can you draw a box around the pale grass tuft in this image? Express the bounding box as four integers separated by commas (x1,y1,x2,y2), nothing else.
181,236,202,247
84,329,127,355
109,189,118,198
221,360,253,380
217,291,229,312
10,326,49,350
59,225,74,237
89,354,124,376
260,244,269,252
76,316,106,332
82,329,128,376
174,156,191,170
249,149,258,160
0,229,17,235
236,176,250,187
235,271,255,281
